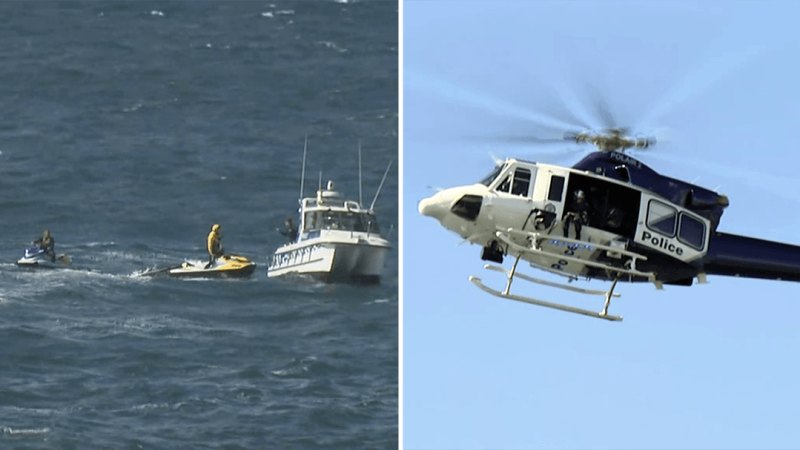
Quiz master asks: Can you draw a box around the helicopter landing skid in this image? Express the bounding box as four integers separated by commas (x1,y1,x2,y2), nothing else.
469,257,623,322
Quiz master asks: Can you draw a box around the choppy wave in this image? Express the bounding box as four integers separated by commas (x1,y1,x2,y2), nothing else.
271,356,319,377
316,40,349,53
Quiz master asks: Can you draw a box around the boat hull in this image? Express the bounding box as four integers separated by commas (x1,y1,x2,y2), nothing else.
268,238,389,283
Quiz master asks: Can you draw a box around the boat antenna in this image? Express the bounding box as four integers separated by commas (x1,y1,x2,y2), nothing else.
369,159,393,212
358,140,363,206
299,135,308,202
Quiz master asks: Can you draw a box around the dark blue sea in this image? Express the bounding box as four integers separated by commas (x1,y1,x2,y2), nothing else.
0,1,398,448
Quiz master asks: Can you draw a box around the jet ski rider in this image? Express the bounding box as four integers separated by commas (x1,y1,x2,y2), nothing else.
205,224,224,269
33,229,56,262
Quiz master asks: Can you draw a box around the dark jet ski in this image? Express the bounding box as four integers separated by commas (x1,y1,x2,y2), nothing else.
16,247,71,268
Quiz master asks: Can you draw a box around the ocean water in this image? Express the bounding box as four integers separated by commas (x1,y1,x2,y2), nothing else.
0,1,398,448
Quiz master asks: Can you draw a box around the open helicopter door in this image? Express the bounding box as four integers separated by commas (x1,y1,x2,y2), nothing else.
471,168,660,321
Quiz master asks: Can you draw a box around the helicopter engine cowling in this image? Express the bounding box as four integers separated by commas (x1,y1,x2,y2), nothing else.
684,189,729,210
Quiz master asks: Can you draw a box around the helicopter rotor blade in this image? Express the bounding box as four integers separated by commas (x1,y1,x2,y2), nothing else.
636,46,761,128
469,134,568,145
584,82,620,131
550,80,597,131
406,70,586,135
641,151,800,205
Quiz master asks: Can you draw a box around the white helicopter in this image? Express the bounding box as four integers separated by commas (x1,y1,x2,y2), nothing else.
418,128,800,322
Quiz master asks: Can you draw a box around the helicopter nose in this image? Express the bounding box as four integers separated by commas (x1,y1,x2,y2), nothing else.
418,194,448,221
419,189,484,223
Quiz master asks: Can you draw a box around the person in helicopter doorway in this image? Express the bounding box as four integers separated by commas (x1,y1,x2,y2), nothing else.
563,189,590,241
205,224,224,269
33,229,56,262
279,217,297,242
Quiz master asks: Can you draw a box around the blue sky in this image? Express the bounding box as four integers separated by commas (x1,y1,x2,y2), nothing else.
403,1,800,449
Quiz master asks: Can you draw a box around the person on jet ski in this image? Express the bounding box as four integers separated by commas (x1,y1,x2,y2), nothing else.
205,224,224,269
33,229,56,262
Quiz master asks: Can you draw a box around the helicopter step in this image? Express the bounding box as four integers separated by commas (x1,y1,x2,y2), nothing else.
470,256,624,321
496,228,658,283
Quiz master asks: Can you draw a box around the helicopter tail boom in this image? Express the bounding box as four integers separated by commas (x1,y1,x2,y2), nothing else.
704,232,800,282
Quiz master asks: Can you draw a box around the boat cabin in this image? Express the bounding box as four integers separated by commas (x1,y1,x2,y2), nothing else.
297,181,381,239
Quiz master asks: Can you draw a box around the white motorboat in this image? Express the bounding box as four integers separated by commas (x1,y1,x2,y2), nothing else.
268,141,392,283
268,180,391,283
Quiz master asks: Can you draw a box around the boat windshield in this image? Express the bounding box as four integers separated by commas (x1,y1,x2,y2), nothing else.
479,165,504,186
304,210,381,234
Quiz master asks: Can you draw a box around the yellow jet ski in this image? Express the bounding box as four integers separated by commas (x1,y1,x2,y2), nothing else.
167,254,256,278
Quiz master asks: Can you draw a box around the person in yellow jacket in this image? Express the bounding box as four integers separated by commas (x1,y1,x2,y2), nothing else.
205,224,224,269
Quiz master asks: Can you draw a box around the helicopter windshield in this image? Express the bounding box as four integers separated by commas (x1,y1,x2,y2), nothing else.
479,165,504,186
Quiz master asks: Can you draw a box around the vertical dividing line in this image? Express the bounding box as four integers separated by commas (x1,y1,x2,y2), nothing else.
358,141,363,206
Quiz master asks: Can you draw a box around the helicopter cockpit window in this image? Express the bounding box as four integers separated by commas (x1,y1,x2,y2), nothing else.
511,168,532,196
479,166,504,186
496,174,511,193
678,213,705,250
646,200,677,236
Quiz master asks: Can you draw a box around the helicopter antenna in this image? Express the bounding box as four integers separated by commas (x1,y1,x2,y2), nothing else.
299,135,308,202
488,152,503,167
370,159,393,212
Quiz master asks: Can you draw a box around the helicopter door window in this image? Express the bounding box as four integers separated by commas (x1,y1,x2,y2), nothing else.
548,175,565,201
646,200,677,236
496,174,512,193
678,213,705,250
511,168,532,196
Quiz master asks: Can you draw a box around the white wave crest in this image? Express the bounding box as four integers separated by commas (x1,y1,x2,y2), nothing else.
316,41,348,53
1,426,51,436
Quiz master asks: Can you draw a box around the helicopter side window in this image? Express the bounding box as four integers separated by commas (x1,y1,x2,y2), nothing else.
511,168,532,196
646,200,677,236
678,213,705,250
548,175,565,202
